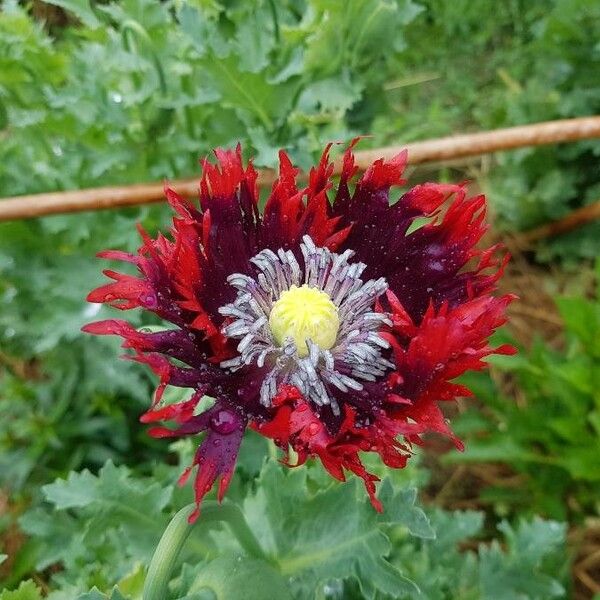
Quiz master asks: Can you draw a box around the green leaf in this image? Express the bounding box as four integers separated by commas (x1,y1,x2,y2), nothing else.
479,519,566,600
0,98,8,130
556,296,600,355
116,562,146,597
499,518,566,569
0,581,43,600
247,126,280,167
297,76,362,113
42,469,99,509
43,0,101,29
42,460,172,515
75,588,130,600
177,4,209,55
76,591,110,600
234,8,275,73
243,461,419,599
303,0,421,77
427,509,484,552
479,544,564,600
199,55,297,129
377,482,435,539
20,461,174,586
188,556,292,600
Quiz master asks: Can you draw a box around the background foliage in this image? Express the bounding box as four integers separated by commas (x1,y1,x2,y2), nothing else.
1,0,599,598
452,262,600,522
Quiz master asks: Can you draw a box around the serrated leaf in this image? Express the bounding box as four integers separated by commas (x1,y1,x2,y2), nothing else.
42,469,99,509
479,519,566,600
116,562,146,597
427,509,484,552
75,588,130,600
247,126,280,167
0,98,8,130
304,0,415,77
234,8,275,73
43,460,172,515
199,54,297,129
479,542,564,600
499,518,566,569
177,4,209,55
0,581,43,600
377,482,435,539
75,591,109,600
243,461,418,599
21,461,174,586
297,76,362,113
268,47,303,84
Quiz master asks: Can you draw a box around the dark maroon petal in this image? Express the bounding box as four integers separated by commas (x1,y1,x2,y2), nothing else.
383,193,492,320
147,400,246,522
124,352,212,406
83,320,224,391
186,424,244,523
317,380,388,434
141,392,202,424
133,328,211,369
330,145,499,322
224,365,274,422
261,151,304,251
197,146,261,317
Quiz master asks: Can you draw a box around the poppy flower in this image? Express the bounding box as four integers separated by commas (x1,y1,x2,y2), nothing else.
83,142,514,521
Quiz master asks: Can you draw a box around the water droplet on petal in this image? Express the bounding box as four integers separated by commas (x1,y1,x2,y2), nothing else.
307,422,320,436
210,408,239,435
139,292,158,308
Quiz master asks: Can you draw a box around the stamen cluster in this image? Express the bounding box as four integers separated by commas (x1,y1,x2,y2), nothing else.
220,235,392,415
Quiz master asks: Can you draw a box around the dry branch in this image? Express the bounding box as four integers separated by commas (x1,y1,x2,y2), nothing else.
1,116,600,222
519,199,600,243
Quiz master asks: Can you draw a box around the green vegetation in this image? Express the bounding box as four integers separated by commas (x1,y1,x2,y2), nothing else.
452,262,600,521
6,456,569,599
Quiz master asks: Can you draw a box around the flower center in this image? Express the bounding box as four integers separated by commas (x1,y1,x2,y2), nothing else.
219,236,393,414
269,284,339,357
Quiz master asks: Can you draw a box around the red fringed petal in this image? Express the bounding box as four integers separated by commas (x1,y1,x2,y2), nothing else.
261,147,351,251
254,397,409,512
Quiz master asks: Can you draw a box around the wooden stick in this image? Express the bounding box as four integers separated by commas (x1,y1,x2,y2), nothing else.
519,200,600,243
1,116,600,222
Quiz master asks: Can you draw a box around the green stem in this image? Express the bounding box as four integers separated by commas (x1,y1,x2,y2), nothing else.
143,502,266,600
268,0,280,44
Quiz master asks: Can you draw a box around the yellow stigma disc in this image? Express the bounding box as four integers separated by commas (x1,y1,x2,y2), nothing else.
269,284,340,357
